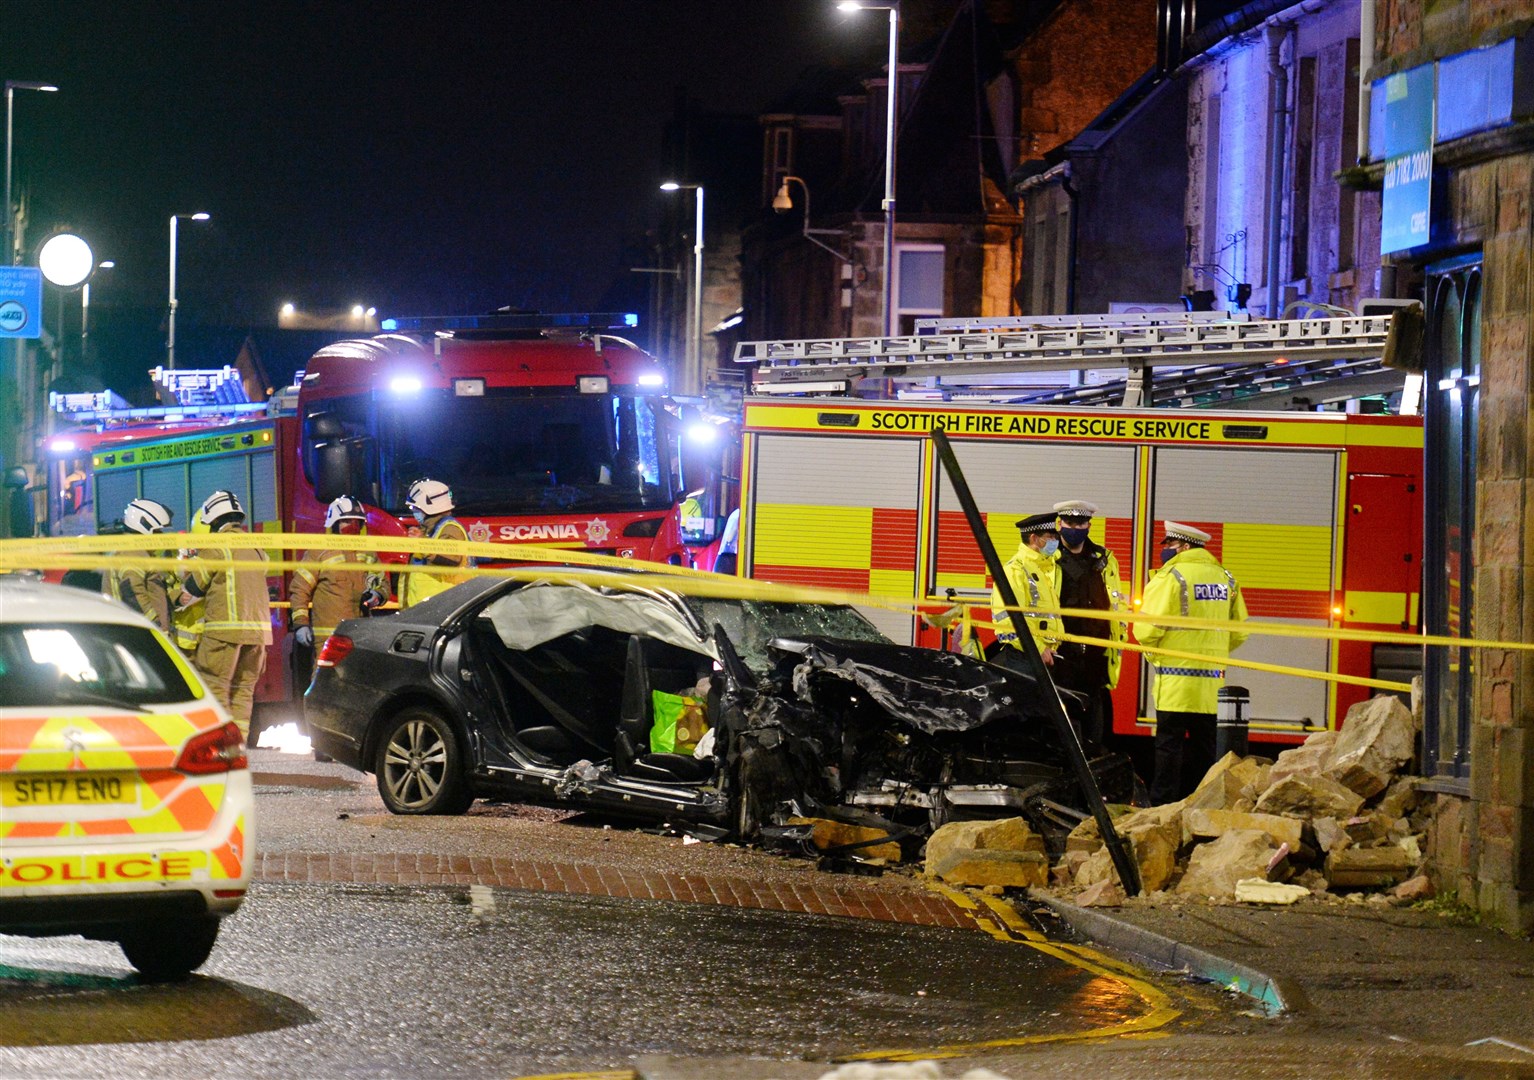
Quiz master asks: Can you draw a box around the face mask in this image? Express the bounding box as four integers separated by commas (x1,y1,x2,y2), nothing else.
1060,527,1089,548
1160,546,1179,565
411,508,426,525
1040,539,1060,557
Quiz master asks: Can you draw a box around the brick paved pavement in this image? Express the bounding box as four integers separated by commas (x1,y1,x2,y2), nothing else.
255,852,976,929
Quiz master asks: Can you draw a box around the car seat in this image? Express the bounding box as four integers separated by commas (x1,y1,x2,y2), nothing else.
616,635,715,783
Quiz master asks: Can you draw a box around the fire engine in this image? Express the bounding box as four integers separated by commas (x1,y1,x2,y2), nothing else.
38,313,715,707
730,310,1425,743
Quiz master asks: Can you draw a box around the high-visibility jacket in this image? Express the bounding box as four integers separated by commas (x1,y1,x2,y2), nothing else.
171,520,210,654
401,515,471,607
1055,541,1129,689
104,551,173,633
188,526,273,645
990,541,1062,656
1133,547,1250,713
291,546,387,638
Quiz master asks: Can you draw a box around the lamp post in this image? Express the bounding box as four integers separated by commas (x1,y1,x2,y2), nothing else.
660,181,705,394
4,80,58,267
773,175,852,264
836,1,898,336
82,259,112,359
167,212,209,370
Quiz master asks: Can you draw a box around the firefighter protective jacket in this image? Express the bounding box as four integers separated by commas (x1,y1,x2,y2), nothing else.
990,541,1062,657
1055,540,1129,689
104,552,173,634
290,548,386,638
401,515,471,607
1134,546,1250,713
187,526,273,645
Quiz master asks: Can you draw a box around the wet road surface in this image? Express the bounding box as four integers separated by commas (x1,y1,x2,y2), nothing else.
0,881,1159,1078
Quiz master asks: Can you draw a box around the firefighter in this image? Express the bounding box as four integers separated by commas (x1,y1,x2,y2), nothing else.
290,495,388,671
989,512,1062,674
171,516,211,656
1050,499,1127,752
400,478,471,607
1134,521,1250,805
183,490,272,738
104,498,175,633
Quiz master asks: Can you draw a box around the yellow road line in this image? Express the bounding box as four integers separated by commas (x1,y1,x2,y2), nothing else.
836,883,1183,1063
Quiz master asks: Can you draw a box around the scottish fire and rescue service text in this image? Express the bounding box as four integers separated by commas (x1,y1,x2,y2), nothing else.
862,411,1213,441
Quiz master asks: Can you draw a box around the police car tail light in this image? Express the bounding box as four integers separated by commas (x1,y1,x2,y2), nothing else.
177,722,248,775
316,634,354,668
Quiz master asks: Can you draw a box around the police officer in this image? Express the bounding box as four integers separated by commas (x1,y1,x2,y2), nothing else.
400,478,471,607
1135,521,1250,804
183,490,272,738
1050,499,1127,752
105,498,176,633
290,495,388,672
989,512,1062,672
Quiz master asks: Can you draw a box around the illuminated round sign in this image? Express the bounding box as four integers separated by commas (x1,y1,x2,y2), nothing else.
37,233,95,288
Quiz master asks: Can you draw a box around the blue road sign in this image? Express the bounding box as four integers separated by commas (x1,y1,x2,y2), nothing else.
0,266,43,339
1380,64,1435,255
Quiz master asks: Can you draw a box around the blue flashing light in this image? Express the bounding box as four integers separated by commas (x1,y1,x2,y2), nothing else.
379,312,641,334
624,313,639,328
686,423,718,446
381,318,398,331
638,372,665,388
389,375,423,395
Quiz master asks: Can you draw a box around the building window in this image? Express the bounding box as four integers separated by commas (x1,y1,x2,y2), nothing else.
1422,256,1481,788
894,244,944,334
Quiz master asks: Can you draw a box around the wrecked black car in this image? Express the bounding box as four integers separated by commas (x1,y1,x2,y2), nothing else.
305,572,1135,851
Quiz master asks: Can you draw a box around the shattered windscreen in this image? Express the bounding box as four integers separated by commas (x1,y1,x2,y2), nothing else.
688,599,889,676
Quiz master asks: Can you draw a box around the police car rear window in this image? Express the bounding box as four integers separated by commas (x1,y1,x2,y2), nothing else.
0,623,198,708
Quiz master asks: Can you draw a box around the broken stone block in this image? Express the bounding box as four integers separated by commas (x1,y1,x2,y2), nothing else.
1234,878,1310,904
1266,842,1294,882
1254,774,1365,820
1184,753,1271,813
1184,807,1304,851
1072,822,1179,893
1295,868,1330,896
1324,694,1416,798
1065,816,1105,854
1377,777,1421,819
1075,879,1125,907
1392,874,1436,903
1312,816,1349,853
930,849,1050,889
1175,829,1277,901
1325,845,1413,887
1397,834,1423,865
924,817,1043,877
791,817,902,863
1269,729,1339,785
1341,814,1388,845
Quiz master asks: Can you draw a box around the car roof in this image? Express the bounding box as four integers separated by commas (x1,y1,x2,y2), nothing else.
0,578,151,627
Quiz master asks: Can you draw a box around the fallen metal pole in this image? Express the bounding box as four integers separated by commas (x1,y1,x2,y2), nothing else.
930,428,1142,896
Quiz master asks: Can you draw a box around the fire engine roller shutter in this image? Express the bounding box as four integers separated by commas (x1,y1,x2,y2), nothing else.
94,470,139,532
932,440,1136,595
1150,447,1336,728
141,464,191,532
748,433,920,643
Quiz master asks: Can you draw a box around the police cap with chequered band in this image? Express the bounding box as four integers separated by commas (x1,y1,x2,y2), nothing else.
1161,521,1212,546
1052,499,1098,522
1014,512,1059,535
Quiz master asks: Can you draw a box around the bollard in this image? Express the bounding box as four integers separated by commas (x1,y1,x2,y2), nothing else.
1217,686,1251,758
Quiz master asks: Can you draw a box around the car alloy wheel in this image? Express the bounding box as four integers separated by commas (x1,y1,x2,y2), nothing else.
374,707,473,815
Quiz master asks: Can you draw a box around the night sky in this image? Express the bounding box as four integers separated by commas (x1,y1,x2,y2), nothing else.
7,1,887,342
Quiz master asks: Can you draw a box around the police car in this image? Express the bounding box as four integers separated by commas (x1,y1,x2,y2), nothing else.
0,577,252,979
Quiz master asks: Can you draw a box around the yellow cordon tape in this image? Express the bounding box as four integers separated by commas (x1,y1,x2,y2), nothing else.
4,534,1525,687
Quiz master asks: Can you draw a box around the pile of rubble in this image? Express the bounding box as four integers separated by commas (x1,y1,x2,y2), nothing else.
926,694,1434,907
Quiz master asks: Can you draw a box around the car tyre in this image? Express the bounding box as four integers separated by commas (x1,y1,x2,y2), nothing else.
374,706,474,815
118,916,220,981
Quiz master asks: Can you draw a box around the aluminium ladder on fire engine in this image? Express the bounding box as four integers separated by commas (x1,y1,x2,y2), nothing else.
734,311,1401,408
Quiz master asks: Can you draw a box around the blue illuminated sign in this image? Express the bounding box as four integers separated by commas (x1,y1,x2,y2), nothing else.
1381,64,1435,255
0,266,43,339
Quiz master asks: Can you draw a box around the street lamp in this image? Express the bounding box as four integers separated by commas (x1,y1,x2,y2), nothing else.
773,175,852,263
660,181,705,394
82,260,112,358
4,80,58,267
167,212,210,370
837,1,899,336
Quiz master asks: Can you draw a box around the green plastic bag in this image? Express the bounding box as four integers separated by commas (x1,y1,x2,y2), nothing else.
650,690,707,753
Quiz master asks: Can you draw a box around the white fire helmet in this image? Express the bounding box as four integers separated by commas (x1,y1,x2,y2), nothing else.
406,478,454,517
198,489,246,529
324,495,367,530
123,498,173,535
